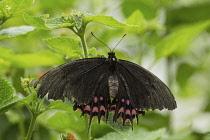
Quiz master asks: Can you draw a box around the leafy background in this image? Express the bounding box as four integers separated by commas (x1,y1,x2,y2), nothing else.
0,0,210,140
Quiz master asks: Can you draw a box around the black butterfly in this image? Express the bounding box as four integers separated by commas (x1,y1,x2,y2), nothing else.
35,35,176,130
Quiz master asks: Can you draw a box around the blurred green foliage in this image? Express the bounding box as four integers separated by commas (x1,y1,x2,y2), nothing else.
1,0,210,140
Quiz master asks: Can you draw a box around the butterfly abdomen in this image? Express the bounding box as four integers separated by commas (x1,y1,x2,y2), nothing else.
108,75,119,98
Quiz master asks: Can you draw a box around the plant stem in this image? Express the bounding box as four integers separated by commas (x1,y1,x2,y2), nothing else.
25,111,38,140
18,108,25,140
79,32,89,58
70,26,89,58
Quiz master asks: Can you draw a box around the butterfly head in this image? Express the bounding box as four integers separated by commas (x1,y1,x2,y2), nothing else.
108,52,116,59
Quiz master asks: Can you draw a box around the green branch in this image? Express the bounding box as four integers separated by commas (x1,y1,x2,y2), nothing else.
25,107,38,140
79,32,89,58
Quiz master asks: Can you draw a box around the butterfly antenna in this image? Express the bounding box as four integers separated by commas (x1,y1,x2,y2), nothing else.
112,34,127,51
91,32,112,52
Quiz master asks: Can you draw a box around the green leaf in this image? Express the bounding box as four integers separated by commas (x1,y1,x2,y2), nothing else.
23,13,51,29
166,2,210,28
91,121,114,139
46,111,88,140
0,58,10,70
0,47,65,68
95,128,166,140
102,113,130,135
0,46,13,56
0,0,34,21
176,63,196,89
21,92,38,105
85,15,136,28
47,100,73,113
0,92,38,114
0,96,21,113
0,26,35,40
43,36,80,58
24,11,135,31
0,78,14,103
122,0,158,20
88,47,98,57
155,20,210,59
126,10,145,33
45,17,74,28
126,10,161,34
138,112,169,131
23,13,74,29
9,50,65,68
46,112,72,131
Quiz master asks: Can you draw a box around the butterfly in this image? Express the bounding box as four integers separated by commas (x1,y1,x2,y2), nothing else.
35,33,177,130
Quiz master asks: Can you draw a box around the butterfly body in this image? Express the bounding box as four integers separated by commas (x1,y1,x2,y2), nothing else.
35,52,176,127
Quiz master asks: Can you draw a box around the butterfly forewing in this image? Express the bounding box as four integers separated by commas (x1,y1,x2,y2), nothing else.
117,59,177,110
35,58,109,103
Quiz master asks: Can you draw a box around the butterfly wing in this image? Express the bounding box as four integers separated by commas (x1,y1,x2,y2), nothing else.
35,58,110,104
117,59,177,111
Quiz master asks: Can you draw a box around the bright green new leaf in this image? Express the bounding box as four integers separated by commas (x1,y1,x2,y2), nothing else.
45,17,74,28
73,13,84,29
23,13,74,29
155,20,210,59
23,13,51,29
85,15,137,28
47,100,73,113
24,11,136,31
126,10,145,33
0,0,34,21
126,10,145,27
0,78,14,104
0,25,35,40
43,36,80,58
96,128,166,140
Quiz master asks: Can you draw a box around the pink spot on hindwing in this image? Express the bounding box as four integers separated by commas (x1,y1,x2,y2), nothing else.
126,109,131,115
131,109,137,115
126,100,130,105
92,107,98,112
94,97,98,103
100,96,103,101
84,105,90,111
100,105,105,111
118,107,124,113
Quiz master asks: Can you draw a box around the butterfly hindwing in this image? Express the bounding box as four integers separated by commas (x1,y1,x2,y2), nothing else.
117,59,177,110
